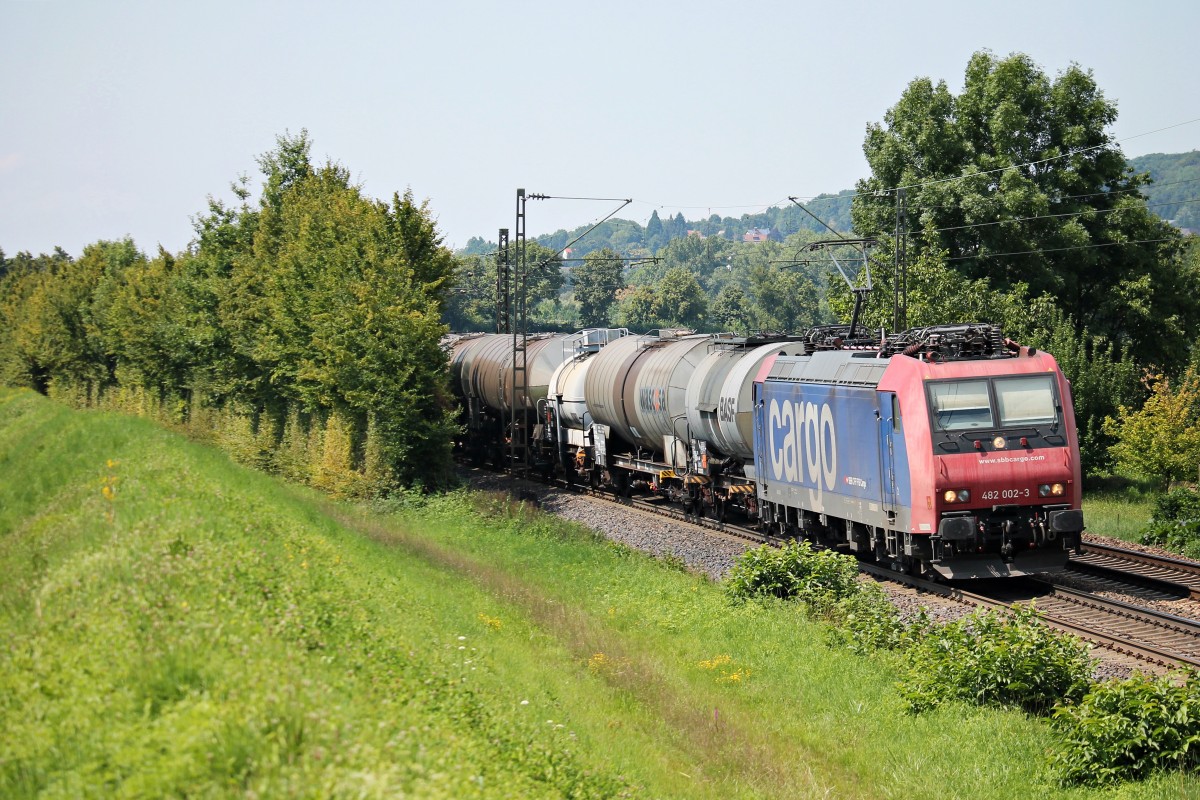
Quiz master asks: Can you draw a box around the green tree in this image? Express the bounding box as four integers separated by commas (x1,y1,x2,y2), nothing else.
654,267,706,329
1,241,139,397
826,231,1007,332
523,240,567,320
241,150,455,485
573,248,625,327
177,132,457,488
645,210,665,251
747,265,823,333
460,236,493,256
444,240,566,331
92,246,195,395
611,284,659,332
444,252,498,332
1129,150,1200,231
710,284,752,334
1106,366,1200,488
852,50,1193,369
657,234,732,282
0,250,62,390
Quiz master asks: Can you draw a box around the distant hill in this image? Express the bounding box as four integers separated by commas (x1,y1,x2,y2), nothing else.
1129,151,1200,232
456,152,1197,257
534,190,855,257
458,191,855,258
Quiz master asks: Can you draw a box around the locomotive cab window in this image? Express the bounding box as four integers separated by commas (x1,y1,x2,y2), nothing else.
994,375,1058,428
928,380,993,431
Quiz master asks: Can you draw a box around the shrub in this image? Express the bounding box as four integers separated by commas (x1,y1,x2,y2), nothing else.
1051,671,1200,785
1154,486,1200,522
724,541,859,603
1140,486,1200,554
823,583,926,655
898,604,1093,716
725,544,920,654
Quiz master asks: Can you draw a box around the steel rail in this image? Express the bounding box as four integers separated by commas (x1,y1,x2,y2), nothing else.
1029,584,1200,669
1076,541,1200,600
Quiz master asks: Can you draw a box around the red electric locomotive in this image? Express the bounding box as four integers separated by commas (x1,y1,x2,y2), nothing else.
753,324,1084,579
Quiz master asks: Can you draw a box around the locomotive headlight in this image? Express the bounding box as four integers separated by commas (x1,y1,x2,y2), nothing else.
993,436,1007,449
958,489,971,503
1039,484,1050,497
943,489,971,504
1051,482,1065,496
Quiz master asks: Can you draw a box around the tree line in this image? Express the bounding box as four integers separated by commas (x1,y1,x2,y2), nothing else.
0,131,458,494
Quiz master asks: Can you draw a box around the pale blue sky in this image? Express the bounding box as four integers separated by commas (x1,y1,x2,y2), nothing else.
2,0,1198,257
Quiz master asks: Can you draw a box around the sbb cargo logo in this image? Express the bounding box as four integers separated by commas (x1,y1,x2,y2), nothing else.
768,398,837,491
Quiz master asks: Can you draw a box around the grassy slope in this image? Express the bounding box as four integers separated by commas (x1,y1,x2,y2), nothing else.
0,387,1192,798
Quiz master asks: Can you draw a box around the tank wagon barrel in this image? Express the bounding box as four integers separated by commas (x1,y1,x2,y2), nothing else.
449,329,628,466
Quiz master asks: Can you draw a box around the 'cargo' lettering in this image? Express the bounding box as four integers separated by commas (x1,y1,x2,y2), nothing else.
767,398,837,491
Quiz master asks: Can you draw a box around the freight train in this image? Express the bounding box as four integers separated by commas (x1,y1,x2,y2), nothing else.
449,324,1084,579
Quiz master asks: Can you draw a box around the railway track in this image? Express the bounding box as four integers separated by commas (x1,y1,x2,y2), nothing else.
1028,585,1200,668
563,482,774,547
1073,540,1200,600
862,565,1200,669
490,470,1200,671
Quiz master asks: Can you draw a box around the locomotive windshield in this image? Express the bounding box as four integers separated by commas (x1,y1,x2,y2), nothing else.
994,375,1058,427
928,380,993,431
927,375,1061,433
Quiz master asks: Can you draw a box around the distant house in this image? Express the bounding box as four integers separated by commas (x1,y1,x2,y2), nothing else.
686,229,706,239
743,228,771,243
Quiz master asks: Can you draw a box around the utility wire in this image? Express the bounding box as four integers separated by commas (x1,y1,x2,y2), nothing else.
943,237,1181,263
530,198,633,269
889,118,1200,197
897,176,1200,215
535,195,634,203
917,197,1200,236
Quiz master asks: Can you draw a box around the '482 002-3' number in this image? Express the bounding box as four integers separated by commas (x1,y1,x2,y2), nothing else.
980,488,1030,501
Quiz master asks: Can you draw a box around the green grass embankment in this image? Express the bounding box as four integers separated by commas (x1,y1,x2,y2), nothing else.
1,387,1194,798
1084,493,1156,542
